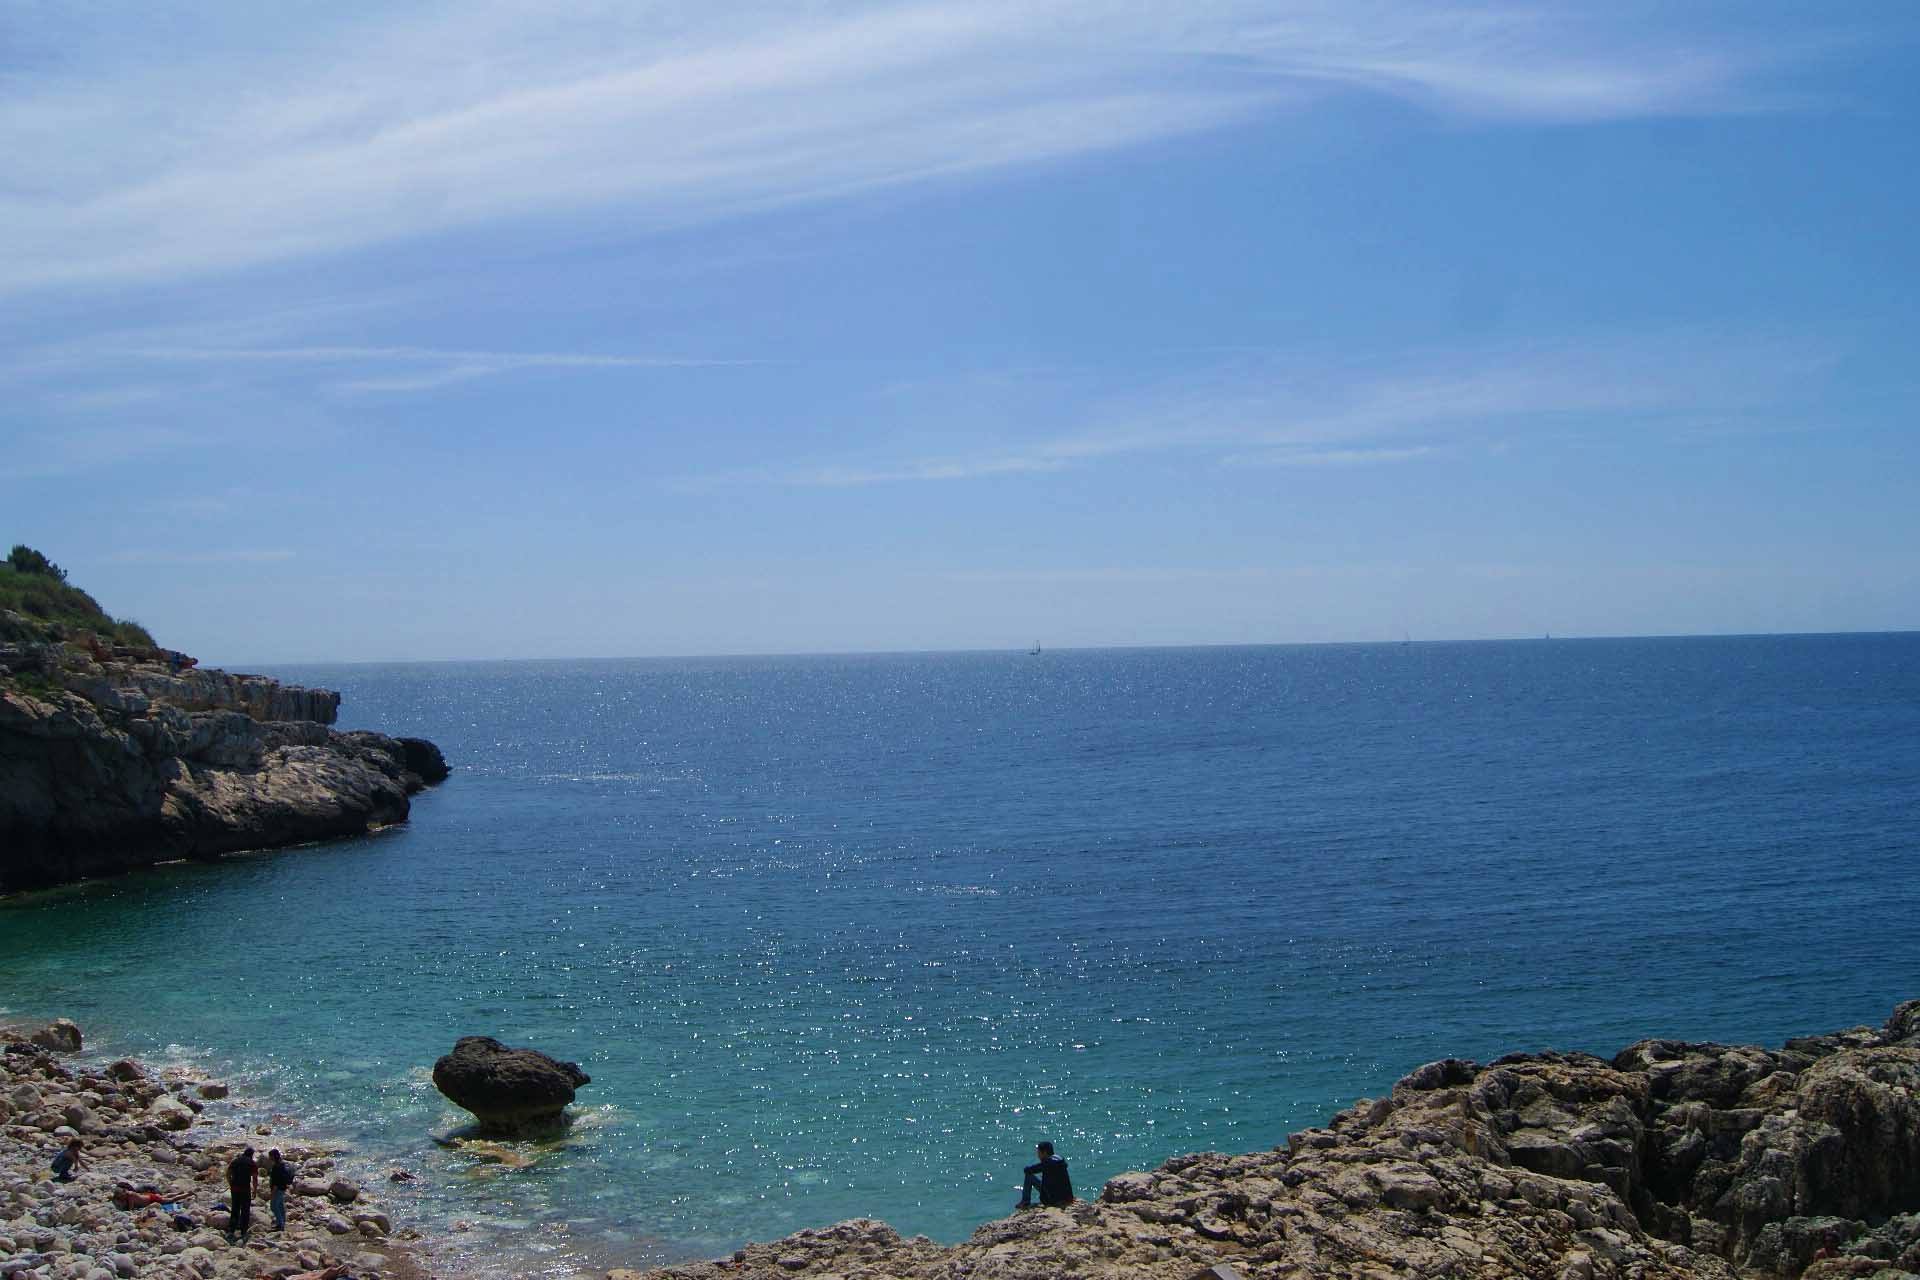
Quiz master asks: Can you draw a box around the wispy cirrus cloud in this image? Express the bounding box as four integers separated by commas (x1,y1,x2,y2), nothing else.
0,1,1826,293
1223,445,1440,468
127,344,765,394
685,329,1833,489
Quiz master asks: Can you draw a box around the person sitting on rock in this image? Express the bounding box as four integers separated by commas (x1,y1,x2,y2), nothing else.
51,1137,85,1183
1017,1141,1073,1209
267,1149,295,1230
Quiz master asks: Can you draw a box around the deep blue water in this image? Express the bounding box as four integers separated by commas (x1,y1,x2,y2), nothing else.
3,636,1918,1274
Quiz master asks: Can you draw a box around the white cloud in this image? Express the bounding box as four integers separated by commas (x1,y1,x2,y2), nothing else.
685,329,1832,488
0,1,1816,293
1224,445,1439,468
127,343,765,393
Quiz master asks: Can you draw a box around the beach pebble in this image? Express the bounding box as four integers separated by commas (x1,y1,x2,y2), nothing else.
294,1178,331,1197
105,1061,144,1083
147,1097,195,1131
195,1083,228,1100
323,1213,355,1234
327,1177,359,1204
104,1253,137,1277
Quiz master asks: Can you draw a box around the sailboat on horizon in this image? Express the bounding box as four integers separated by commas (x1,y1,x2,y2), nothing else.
1028,641,1042,656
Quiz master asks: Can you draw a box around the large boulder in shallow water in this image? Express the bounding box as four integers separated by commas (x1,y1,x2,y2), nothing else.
432,1036,589,1133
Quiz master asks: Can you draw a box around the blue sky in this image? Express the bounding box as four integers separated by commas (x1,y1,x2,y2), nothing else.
4,1,1917,662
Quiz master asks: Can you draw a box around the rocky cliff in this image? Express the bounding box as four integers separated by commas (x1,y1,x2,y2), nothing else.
0,628,448,892
635,1002,1920,1280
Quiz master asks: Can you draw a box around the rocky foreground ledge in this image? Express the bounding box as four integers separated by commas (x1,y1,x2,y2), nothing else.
636,1003,1920,1280
0,632,447,893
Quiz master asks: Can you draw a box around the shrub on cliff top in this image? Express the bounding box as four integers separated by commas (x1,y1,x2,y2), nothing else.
8,544,68,582
0,549,156,649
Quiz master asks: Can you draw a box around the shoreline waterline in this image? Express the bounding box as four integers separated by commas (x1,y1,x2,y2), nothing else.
0,1010,714,1280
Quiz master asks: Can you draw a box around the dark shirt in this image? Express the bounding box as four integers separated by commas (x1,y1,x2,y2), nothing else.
228,1153,257,1197
269,1160,294,1191
1024,1154,1073,1207
51,1149,76,1177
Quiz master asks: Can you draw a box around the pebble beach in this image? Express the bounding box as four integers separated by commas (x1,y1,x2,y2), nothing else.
0,1018,433,1280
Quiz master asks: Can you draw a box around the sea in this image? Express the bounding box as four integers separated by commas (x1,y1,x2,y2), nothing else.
3,635,1917,1275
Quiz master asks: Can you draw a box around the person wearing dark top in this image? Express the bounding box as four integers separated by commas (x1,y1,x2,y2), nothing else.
267,1149,295,1231
51,1138,84,1182
227,1146,259,1242
1018,1141,1073,1209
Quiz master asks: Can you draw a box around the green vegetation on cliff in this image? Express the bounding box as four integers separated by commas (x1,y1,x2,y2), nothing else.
0,545,155,648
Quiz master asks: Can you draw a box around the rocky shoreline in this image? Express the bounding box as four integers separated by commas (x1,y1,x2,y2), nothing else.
632,1002,1920,1280
0,631,448,893
10,1005,1920,1279
1,1019,434,1280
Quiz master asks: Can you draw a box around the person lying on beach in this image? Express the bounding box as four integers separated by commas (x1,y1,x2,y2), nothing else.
1017,1141,1073,1209
51,1138,85,1182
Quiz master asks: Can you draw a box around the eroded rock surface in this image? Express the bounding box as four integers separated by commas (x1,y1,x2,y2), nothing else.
0,635,448,891
431,1037,590,1135
639,1002,1920,1280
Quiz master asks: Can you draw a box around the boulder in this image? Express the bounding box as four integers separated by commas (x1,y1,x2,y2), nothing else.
31,1019,83,1052
147,1096,195,1131
431,1036,590,1133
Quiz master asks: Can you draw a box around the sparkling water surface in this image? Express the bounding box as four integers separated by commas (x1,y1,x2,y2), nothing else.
4,636,1918,1273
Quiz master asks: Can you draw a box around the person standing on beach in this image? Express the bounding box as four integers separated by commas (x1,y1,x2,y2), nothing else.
267,1149,295,1231
51,1137,84,1182
1017,1141,1073,1209
226,1145,259,1242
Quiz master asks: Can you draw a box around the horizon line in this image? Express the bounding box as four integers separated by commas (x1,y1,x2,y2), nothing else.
223,626,1920,671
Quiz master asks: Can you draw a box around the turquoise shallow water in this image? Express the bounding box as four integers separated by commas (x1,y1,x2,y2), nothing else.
3,636,1918,1273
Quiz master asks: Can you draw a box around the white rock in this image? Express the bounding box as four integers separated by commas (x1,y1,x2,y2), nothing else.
176,1245,217,1277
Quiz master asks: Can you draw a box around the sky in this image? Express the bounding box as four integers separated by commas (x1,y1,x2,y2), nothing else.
4,1,1918,663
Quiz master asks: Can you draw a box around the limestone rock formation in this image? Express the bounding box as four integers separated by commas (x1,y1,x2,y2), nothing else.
0,635,448,891
431,1036,591,1134
637,1002,1920,1280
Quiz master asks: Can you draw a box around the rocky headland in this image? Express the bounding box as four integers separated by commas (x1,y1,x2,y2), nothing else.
0,627,448,894
634,1002,1920,1280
